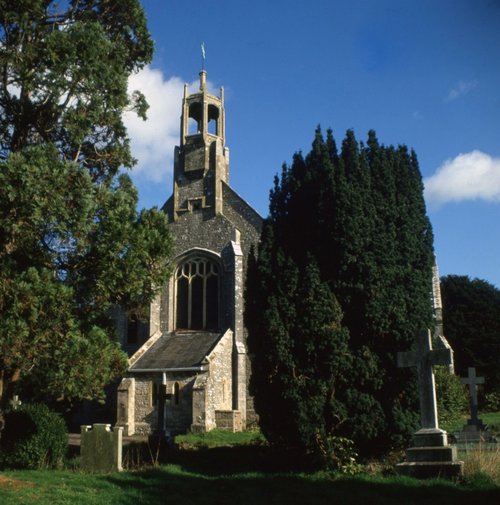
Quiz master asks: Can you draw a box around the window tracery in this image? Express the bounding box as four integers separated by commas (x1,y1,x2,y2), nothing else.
175,257,219,330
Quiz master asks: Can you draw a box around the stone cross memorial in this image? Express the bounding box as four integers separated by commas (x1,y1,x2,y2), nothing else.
397,328,452,431
455,366,493,442
460,367,484,427
396,329,463,478
9,395,22,410
154,376,168,437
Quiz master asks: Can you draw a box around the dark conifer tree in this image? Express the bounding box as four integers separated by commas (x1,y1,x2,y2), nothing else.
0,1,173,417
441,275,500,392
246,127,435,457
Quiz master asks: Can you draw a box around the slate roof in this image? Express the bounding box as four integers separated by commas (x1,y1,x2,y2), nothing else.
129,331,222,371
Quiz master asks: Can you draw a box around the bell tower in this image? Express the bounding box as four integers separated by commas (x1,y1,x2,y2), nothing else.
172,70,229,220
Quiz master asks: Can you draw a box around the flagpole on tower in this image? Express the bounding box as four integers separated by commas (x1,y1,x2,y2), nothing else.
201,42,206,70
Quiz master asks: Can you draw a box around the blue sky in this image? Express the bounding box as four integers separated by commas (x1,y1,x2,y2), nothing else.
124,0,500,288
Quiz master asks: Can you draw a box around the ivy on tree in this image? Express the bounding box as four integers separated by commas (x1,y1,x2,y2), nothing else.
0,1,172,414
246,127,434,459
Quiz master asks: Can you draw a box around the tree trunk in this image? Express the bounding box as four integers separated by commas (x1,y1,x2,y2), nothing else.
0,370,5,437
0,367,21,438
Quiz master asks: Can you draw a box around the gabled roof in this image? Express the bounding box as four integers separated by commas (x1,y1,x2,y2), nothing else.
129,331,222,371
221,181,263,225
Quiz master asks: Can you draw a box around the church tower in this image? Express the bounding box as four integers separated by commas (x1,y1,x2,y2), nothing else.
116,70,263,437
172,70,229,219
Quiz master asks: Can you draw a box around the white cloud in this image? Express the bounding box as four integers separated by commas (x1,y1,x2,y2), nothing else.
123,67,184,182
123,66,217,183
424,151,500,207
445,80,478,102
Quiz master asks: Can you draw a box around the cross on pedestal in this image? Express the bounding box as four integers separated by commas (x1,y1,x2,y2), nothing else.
396,329,463,479
460,367,484,426
148,374,170,452
153,373,168,438
397,329,453,431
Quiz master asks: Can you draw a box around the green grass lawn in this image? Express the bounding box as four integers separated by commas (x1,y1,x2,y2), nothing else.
175,428,266,448
1,423,499,505
1,464,500,505
482,411,500,429
442,411,500,434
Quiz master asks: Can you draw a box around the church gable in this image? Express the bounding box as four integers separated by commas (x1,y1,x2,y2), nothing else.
119,329,234,436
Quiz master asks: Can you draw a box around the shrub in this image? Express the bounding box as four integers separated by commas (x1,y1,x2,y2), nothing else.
316,435,363,475
484,391,500,412
435,366,468,426
0,403,67,469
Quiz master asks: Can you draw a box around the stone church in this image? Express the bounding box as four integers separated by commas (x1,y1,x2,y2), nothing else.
115,70,262,436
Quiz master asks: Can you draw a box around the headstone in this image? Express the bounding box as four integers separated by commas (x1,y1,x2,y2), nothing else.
460,367,485,429
9,395,22,410
396,329,463,478
454,367,493,443
81,424,123,472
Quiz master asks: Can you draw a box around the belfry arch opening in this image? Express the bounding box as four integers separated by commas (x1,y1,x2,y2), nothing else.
187,102,202,135
175,256,220,331
207,104,219,135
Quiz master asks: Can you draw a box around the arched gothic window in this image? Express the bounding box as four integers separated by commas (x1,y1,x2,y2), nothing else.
175,257,219,330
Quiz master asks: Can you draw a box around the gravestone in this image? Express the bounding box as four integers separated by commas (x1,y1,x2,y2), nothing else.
9,395,22,410
396,329,463,478
455,367,494,443
81,424,123,472
461,367,485,429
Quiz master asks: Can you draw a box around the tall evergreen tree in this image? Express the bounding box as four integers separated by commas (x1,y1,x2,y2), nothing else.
246,231,353,461
441,275,500,392
0,1,172,417
247,127,434,457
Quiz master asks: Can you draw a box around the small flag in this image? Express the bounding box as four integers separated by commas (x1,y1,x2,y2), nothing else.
201,42,206,60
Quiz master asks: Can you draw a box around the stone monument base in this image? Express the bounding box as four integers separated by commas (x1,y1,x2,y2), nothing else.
454,422,494,443
396,428,463,479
